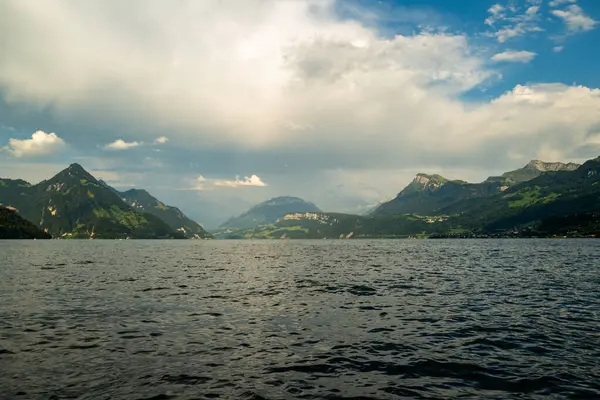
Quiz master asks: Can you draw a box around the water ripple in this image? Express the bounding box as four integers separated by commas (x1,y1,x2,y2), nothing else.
1,239,600,399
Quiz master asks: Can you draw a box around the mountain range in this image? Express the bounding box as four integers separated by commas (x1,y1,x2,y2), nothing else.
0,164,210,239
371,160,580,217
2,158,599,239
218,158,600,239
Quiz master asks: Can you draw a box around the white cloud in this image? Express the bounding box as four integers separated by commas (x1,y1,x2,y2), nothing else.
284,121,314,132
5,130,66,157
553,45,565,52
491,50,537,63
0,0,599,210
154,136,169,144
0,0,489,152
485,2,544,42
489,4,505,14
104,139,141,150
182,174,267,190
552,5,597,32
190,175,209,191
214,175,267,188
486,4,506,25
549,0,577,7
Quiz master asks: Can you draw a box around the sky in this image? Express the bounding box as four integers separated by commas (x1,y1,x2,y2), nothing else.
1,0,599,228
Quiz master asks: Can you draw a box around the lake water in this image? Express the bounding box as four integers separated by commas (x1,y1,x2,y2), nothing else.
1,239,599,399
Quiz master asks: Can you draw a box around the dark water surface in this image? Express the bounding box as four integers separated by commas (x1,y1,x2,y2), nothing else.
1,239,600,399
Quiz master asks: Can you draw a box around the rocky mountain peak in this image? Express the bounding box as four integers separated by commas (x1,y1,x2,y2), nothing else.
68,163,86,172
524,160,580,172
51,163,97,183
413,173,448,185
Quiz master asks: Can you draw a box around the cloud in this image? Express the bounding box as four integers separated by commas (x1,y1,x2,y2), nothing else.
154,136,169,144
182,173,267,190
549,0,577,7
0,0,489,152
0,0,599,222
485,4,506,25
5,130,66,157
185,175,209,191
553,45,565,52
551,5,597,32
485,1,544,42
214,175,267,188
284,121,314,132
491,50,537,63
104,139,141,150
1,125,16,132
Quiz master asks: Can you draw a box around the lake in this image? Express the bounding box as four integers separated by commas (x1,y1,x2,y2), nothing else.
1,239,599,399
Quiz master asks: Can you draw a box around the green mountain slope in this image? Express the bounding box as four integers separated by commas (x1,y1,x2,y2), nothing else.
0,206,52,239
216,211,450,239
116,188,211,238
220,196,321,230
371,173,503,216
223,157,600,239
445,158,600,234
372,160,581,217
0,164,183,239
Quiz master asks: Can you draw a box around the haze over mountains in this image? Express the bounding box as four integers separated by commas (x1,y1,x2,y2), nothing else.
221,197,321,230
2,157,600,239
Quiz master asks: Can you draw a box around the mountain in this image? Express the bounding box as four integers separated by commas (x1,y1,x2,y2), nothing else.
232,157,600,239
0,164,184,239
220,196,321,230
372,160,581,217
445,157,600,234
371,173,503,216
217,211,448,239
0,206,51,239
486,160,580,185
116,188,210,238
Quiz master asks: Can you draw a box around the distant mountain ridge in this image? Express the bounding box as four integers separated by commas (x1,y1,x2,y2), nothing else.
2,157,596,239
220,196,321,230
0,164,209,239
372,159,581,217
